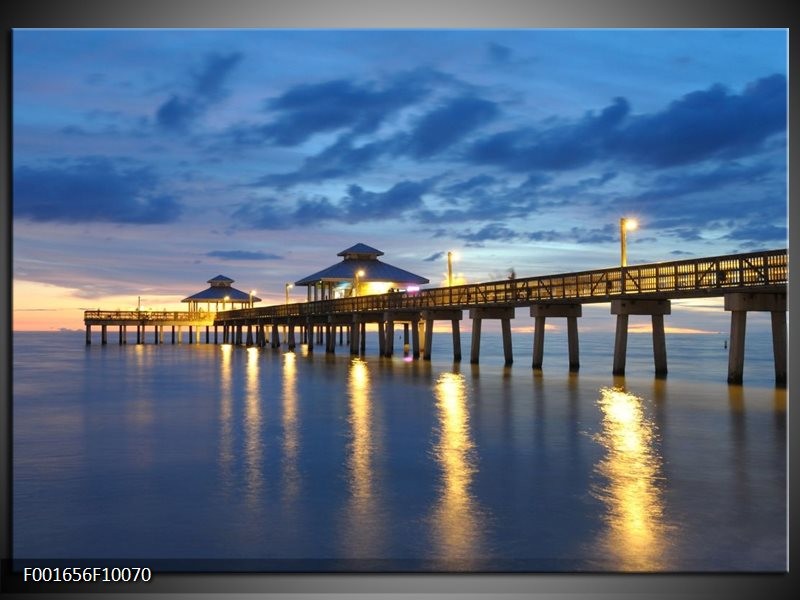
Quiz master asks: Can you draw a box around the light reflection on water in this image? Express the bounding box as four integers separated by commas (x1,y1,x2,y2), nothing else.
244,346,264,510
592,386,671,571
429,371,485,564
281,351,300,504
342,357,384,557
218,344,234,491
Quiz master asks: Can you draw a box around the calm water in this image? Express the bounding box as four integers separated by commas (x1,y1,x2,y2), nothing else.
13,329,786,572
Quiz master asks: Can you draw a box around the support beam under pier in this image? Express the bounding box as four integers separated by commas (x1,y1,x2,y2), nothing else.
724,292,786,386
469,307,515,365
420,309,463,362
611,299,670,377
530,303,582,371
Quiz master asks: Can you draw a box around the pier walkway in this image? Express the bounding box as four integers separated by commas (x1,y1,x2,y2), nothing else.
85,248,788,385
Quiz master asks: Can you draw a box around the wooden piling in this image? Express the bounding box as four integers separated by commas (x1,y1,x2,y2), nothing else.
532,316,545,369
470,317,482,364
771,311,787,387
452,319,462,362
652,314,667,377
385,319,395,357
423,318,434,361
612,314,629,375
501,317,513,366
377,321,386,356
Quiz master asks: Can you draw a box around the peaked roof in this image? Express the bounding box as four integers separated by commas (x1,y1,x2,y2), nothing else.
183,276,260,303
182,286,261,302
295,257,429,286
208,274,235,285
337,243,384,257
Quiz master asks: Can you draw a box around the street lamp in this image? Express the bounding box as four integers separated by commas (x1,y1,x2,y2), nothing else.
620,217,638,267
354,269,365,297
249,289,257,308
284,283,293,343
447,251,455,287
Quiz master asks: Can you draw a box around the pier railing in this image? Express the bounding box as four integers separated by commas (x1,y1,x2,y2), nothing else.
84,310,215,323
216,248,787,323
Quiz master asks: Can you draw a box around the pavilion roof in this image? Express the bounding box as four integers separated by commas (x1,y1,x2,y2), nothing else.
182,285,260,303
295,257,428,286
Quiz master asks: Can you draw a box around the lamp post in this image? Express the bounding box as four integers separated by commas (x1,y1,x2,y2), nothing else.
447,251,454,287
249,290,257,309
354,269,365,297
620,218,638,267
284,283,293,343
223,295,230,311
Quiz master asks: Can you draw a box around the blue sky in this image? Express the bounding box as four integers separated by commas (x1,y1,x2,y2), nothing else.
12,29,787,330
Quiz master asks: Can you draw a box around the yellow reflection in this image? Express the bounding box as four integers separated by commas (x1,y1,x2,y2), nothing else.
244,346,264,507
281,351,300,502
593,386,670,571
430,372,482,563
218,344,234,488
343,357,382,556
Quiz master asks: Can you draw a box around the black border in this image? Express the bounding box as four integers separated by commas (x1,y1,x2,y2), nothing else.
1,1,795,598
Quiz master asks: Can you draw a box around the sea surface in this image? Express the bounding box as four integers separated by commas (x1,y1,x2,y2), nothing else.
12,328,786,572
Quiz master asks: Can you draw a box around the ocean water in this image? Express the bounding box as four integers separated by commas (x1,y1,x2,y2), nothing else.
12,329,786,572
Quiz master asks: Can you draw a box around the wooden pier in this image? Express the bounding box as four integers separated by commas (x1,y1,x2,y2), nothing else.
83,310,215,345
85,248,788,385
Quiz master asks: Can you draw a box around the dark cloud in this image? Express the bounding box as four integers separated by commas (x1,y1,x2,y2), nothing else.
254,134,386,189
488,42,512,64
259,69,442,146
466,74,786,172
423,251,445,262
454,222,618,245
156,52,242,131
293,197,340,222
235,179,433,230
232,196,291,230
457,223,518,243
630,161,776,205
206,250,283,261
467,97,630,171
14,157,182,224
613,74,786,167
343,180,432,222
402,96,499,158
417,173,548,225
442,174,497,196
156,95,199,131
253,92,498,188
192,52,243,100
723,221,787,246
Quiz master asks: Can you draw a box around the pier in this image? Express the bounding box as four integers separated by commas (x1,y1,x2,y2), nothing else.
85,248,788,385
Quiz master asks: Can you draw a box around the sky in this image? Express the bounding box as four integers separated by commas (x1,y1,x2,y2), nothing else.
12,29,787,332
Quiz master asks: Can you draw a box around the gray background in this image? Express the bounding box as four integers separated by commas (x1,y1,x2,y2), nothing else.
1,0,794,597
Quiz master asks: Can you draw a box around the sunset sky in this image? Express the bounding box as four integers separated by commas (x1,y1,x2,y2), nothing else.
12,29,787,331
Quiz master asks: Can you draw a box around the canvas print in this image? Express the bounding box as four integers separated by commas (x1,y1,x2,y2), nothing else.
12,29,787,573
